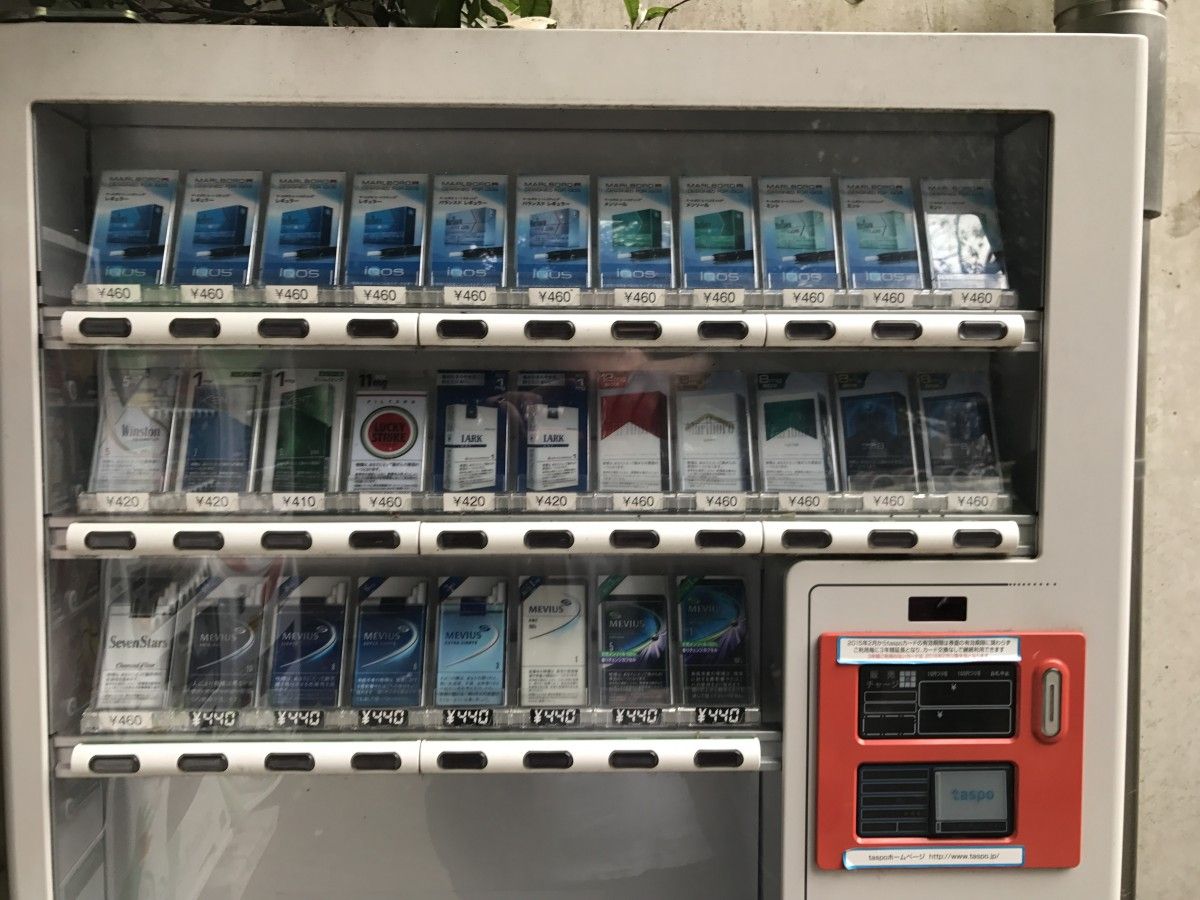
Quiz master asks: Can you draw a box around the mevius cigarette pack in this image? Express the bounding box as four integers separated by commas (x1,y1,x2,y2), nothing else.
597,177,674,288
173,171,263,286
351,576,429,709
839,178,924,289
676,576,752,707
519,576,587,707
258,172,346,286
434,576,508,707
429,175,507,286
515,176,590,288
758,177,841,289
175,576,269,711
265,577,349,709
596,574,671,707
679,176,757,288
344,174,428,286
84,170,179,285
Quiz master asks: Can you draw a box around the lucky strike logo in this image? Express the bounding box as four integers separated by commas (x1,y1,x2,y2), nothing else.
362,407,417,459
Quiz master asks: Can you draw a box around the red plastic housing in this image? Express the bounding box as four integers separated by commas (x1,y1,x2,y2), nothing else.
815,631,1085,870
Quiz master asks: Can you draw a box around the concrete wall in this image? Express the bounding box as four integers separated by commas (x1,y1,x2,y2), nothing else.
552,2,1198,898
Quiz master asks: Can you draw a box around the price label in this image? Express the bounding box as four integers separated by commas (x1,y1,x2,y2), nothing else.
354,285,407,305
529,287,581,307
694,706,745,725
527,492,577,512
947,492,1001,513
265,285,319,304
179,285,232,304
694,288,745,308
443,286,497,307
863,288,916,309
953,288,1002,309
863,491,914,512
97,710,155,732
185,492,239,513
443,493,496,513
359,492,413,513
442,708,493,727
358,708,408,728
782,288,833,308
188,709,240,730
93,492,150,513
613,492,664,512
274,710,324,729
779,492,830,512
529,708,580,727
696,492,746,512
85,284,142,303
272,492,326,513
615,288,665,308
611,707,661,726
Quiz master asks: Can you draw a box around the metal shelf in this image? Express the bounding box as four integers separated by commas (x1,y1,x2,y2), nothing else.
44,306,1039,351
55,731,777,777
49,515,1033,558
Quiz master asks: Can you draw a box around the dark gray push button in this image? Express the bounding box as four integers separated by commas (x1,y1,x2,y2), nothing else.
88,754,140,774
437,531,488,551
958,320,1008,341
695,530,746,550
871,320,922,341
177,753,228,773
173,531,224,551
697,320,749,340
611,320,662,341
610,530,660,550
437,751,487,771
523,751,574,770
524,320,576,341
784,320,836,341
351,752,402,771
436,319,488,340
781,529,833,550
693,750,744,769
264,753,314,772
84,531,136,551
257,318,309,339
79,317,132,338
169,317,221,339
868,530,918,550
609,750,658,769
346,318,400,339
260,531,312,551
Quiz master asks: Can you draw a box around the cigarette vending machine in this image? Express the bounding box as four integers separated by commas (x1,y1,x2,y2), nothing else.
0,26,1144,900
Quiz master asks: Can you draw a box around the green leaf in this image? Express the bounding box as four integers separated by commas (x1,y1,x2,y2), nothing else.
644,5,668,19
480,0,509,22
622,0,640,27
499,0,520,10
521,0,552,16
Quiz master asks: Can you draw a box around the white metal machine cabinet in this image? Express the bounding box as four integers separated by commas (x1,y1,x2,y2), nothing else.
0,25,1145,900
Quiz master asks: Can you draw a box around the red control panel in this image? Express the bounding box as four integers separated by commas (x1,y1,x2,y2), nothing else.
815,632,1085,871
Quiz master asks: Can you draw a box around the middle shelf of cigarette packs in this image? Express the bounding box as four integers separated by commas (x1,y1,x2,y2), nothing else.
51,346,1034,520
63,559,764,734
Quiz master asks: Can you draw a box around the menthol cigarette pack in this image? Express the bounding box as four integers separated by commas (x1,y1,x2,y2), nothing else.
839,177,924,289
679,176,757,289
758,177,840,289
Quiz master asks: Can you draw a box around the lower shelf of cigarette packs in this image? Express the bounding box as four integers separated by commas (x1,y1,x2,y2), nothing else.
55,727,779,777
